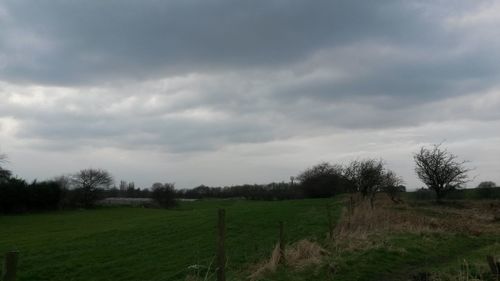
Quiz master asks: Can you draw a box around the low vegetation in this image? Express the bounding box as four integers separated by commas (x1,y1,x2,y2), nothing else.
252,196,500,281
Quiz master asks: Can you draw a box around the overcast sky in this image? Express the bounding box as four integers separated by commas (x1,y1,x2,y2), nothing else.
1,0,499,189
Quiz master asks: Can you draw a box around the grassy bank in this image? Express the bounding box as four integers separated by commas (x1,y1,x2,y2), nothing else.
257,196,500,281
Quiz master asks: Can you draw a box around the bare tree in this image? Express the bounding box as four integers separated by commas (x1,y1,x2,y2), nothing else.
0,153,12,181
414,144,471,202
381,170,405,203
344,159,387,209
72,168,114,207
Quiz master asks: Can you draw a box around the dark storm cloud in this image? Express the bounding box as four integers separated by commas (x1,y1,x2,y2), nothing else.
1,0,440,85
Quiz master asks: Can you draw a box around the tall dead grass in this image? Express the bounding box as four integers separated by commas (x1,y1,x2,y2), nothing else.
248,239,329,280
336,195,500,239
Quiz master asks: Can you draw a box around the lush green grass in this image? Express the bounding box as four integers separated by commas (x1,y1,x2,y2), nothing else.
0,199,341,281
1,198,499,281
331,233,500,281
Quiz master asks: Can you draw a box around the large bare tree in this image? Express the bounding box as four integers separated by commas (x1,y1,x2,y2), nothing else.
414,144,471,202
72,168,114,207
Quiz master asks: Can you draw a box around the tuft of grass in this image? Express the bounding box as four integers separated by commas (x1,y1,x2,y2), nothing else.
248,239,328,280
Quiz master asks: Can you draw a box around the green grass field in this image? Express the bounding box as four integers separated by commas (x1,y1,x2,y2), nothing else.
0,199,341,281
1,198,499,281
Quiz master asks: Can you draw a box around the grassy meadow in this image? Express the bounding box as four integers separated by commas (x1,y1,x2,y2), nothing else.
1,197,499,281
0,199,341,281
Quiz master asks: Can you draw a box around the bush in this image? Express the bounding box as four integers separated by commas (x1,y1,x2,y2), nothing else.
474,186,500,199
0,178,63,214
477,181,496,189
297,162,348,198
27,180,62,211
151,183,177,209
0,177,29,213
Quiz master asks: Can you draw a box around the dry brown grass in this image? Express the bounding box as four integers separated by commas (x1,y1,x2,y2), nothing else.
337,195,499,234
329,194,500,252
248,239,329,280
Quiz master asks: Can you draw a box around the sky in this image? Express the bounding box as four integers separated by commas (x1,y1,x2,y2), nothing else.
0,0,499,189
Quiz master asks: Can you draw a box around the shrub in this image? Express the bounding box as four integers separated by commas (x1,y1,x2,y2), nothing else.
27,180,62,211
151,183,177,209
297,162,348,198
475,186,500,199
0,178,63,214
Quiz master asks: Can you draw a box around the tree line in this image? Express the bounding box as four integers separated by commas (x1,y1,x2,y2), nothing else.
1,144,498,214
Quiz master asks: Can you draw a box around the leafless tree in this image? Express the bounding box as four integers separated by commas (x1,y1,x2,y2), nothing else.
381,170,405,203
344,159,387,209
72,168,114,207
414,144,471,202
0,153,12,180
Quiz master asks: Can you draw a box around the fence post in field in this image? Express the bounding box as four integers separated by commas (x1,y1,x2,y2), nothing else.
486,255,500,280
2,251,18,281
217,209,226,281
279,221,285,264
326,203,334,240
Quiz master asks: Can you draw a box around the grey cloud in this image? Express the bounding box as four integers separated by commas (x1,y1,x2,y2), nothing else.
272,44,500,110
1,0,499,157
11,104,278,153
1,0,441,85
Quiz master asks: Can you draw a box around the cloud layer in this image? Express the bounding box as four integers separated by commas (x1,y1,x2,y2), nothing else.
1,0,499,188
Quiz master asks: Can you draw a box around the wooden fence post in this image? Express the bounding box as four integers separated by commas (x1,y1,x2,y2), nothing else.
487,255,499,280
217,209,226,281
279,221,285,264
2,251,18,281
326,203,334,240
